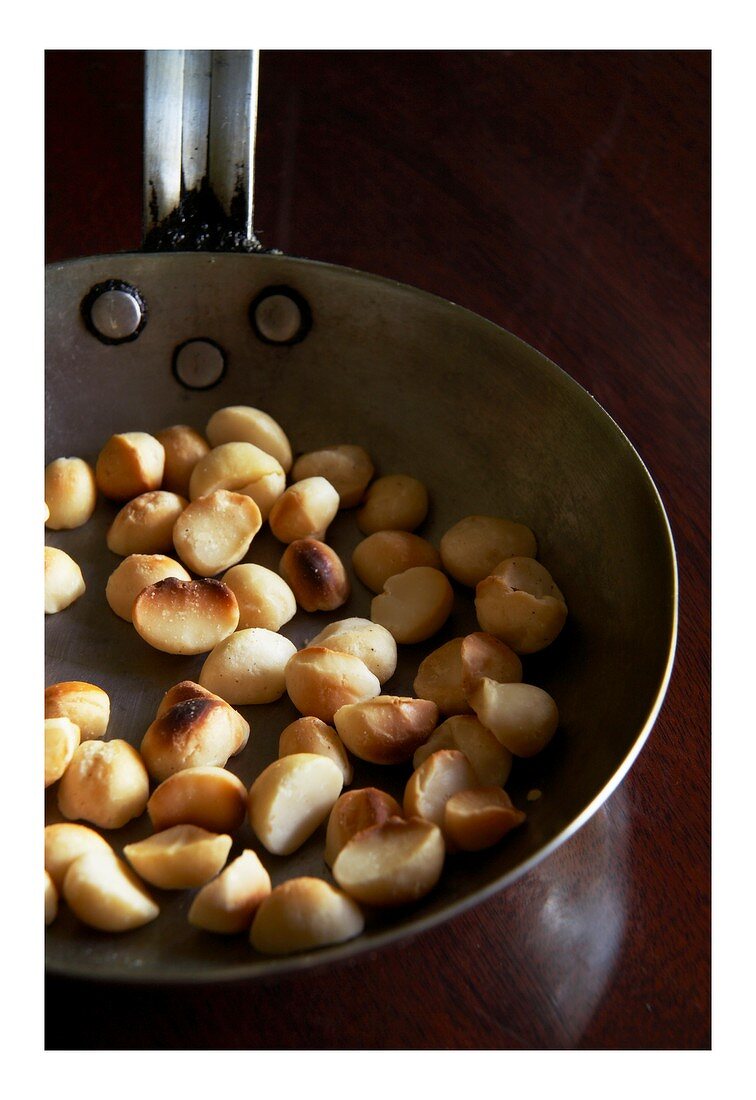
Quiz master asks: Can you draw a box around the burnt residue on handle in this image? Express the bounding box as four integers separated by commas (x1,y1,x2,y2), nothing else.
143,179,273,253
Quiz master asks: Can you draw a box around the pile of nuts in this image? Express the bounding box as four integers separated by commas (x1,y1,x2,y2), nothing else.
44,405,567,957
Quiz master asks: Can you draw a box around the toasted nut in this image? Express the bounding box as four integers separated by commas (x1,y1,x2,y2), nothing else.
332,817,445,907
475,557,567,653
147,766,247,833
189,441,286,520
106,491,187,556
413,632,522,715
199,628,297,705
95,431,165,502
468,678,559,757
173,489,262,576
45,869,58,925
45,716,80,787
189,850,272,934
403,749,477,837
324,788,402,866
334,696,438,765
413,714,513,788
250,877,364,955
269,477,340,543
356,474,428,535
285,647,381,723
44,457,97,530
352,530,442,593
440,515,537,587
63,851,159,931
105,553,191,621
291,445,374,508
222,563,296,630
141,696,249,782
123,824,232,889
57,739,150,829
280,538,350,612
155,681,249,751
370,566,453,644
279,716,353,785
206,406,293,472
248,754,344,855
443,787,526,851
133,577,239,654
44,681,110,741
44,546,85,613
155,424,210,496
308,617,397,684
44,822,114,890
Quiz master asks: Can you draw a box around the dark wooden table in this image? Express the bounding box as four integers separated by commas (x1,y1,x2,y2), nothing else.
45,49,710,1050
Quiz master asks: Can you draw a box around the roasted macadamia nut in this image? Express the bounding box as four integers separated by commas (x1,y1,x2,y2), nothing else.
123,825,232,889
443,787,526,851
173,489,262,576
334,696,438,765
475,557,568,654
45,716,80,787
141,695,249,782
248,754,344,856
44,457,97,530
412,714,513,788
147,766,247,834
155,681,250,753
106,491,187,556
221,563,296,631
269,477,340,543
403,749,477,836
106,553,191,621
291,445,374,508
356,474,428,535
189,850,272,934
250,877,364,955
440,515,537,587
325,788,403,867
279,716,353,785
95,431,165,502
371,566,453,644
57,739,150,829
206,406,293,472
45,681,110,741
332,817,445,907
155,424,210,497
44,822,113,890
189,440,286,520
44,547,85,613
352,530,442,593
468,678,559,757
285,647,381,723
413,632,522,715
280,538,350,612
308,617,397,684
45,870,58,925
63,851,159,931
133,577,240,655
199,627,297,705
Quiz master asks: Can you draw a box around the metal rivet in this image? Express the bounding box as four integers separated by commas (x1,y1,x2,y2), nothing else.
250,286,312,345
173,339,226,389
89,290,143,341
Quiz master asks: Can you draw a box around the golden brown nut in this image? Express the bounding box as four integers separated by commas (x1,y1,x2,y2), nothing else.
206,406,293,472
468,678,559,757
105,553,191,621
279,716,353,785
324,787,403,866
221,563,297,630
44,546,86,613
123,824,232,889
443,787,526,851
352,530,442,593
155,681,250,754
403,749,477,838
413,632,522,715
308,617,397,684
106,490,187,556
132,577,239,655
44,822,114,890
370,566,453,644
44,681,110,741
172,489,262,576
474,557,568,654
285,647,381,723
332,817,445,907
141,695,249,782
63,851,159,932
250,877,364,955
147,766,248,834
279,538,350,612
291,444,374,508
440,515,537,587
57,739,150,829
95,431,165,501
45,716,80,787
189,440,286,520
412,714,513,788
269,477,340,543
199,628,297,705
155,424,210,497
334,696,438,765
189,850,271,934
248,754,344,856
356,474,428,535
45,869,58,925
44,457,97,530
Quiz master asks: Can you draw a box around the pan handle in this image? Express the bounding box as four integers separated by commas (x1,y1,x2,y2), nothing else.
143,50,264,252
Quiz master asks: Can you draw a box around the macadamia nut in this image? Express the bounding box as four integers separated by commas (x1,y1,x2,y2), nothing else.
95,431,165,501
291,445,374,508
332,817,445,907
45,547,85,613
308,618,397,684
443,787,526,851
475,557,567,654
250,877,364,955
133,577,239,655
280,538,350,612
147,766,248,834
45,716,80,787
123,824,232,889
413,714,513,788
155,424,210,497
45,869,58,925
189,441,286,520
189,850,272,934
413,632,522,715
105,554,191,621
199,627,297,705
440,515,537,587
279,716,353,785
44,822,114,890
221,563,296,631
63,851,160,931
371,566,453,644
352,530,442,593
45,681,110,741
403,749,478,836
206,406,293,472
248,754,344,856
173,489,262,576
44,457,97,530
141,693,249,782
334,696,438,765
155,682,249,752
57,739,150,829
356,474,428,535
468,678,559,757
325,788,403,867
285,647,381,723
106,491,187,556
269,477,340,543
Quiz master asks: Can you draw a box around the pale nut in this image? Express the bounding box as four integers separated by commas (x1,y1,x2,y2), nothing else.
291,444,374,508
334,696,438,765
412,714,513,788
189,440,286,521
370,566,453,644
413,632,522,715
440,515,537,587
222,563,296,631
57,739,150,829
105,554,191,621
443,787,526,851
332,816,445,907
250,877,364,955
44,716,80,787
356,474,428,535
95,431,165,502
189,850,272,934
285,647,381,723
155,681,250,753
307,617,397,685
106,491,187,556
199,628,297,705
63,851,159,932
352,530,442,593
44,457,97,530
44,822,114,890
45,869,58,925
147,766,248,834
141,696,249,782
44,546,85,613
403,749,478,837
279,716,353,786
206,406,293,472
44,680,110,741
155,424,210,497
173,489,262,576
132,577,240,655
280,538,350,612
474,557,568,654
123,824,232,889
248,754,344,856
269,477,340,543
324,787,403,867
468,678,559,757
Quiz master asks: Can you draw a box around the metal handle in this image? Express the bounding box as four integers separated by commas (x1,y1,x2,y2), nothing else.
143,49,262,252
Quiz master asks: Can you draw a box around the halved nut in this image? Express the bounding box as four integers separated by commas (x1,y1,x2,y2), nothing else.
123,824,232,889
334,696,438,765
468,678,559,757
308,617,397,684
475,557,567,654
370,566,454,644
172,489,262,576
155,424,210,497
63,851,159,931
133,577,239,655
105,554,191,621
44,546,85,613
291,444,374,509
352,530,442,593
57,739,150,829
332,817,445,907
95,431,165,502
280,538,350,612
269,477,340,544
325,787,403,867
106,491,187,556
44,457,97,530
440,515,537,587
248,754,344,856
279,716,353,785
356,474,428,535
412,714,513,788
205,406,293,472
44,822,114,891
199,628,297,705
221,563,297,631
403,749,478,837
189,439,286,502
45,681,110,741
285,647,381,723
45,716,80,787
188,850,272,934
141,696,249,782
250,877,364,955
443,787,526,851
147,766,248,834
413,632,522,715
45,869,58,925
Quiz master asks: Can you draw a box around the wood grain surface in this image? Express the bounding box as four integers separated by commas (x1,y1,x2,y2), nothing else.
44,49,710,1050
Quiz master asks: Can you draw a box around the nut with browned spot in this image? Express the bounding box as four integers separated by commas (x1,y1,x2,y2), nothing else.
141,694,248,782
325,787,403,866
333,696,438,765
280,538,350,612
132,576,239,654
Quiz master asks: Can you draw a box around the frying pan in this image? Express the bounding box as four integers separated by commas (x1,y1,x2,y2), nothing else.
45,50,677,983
